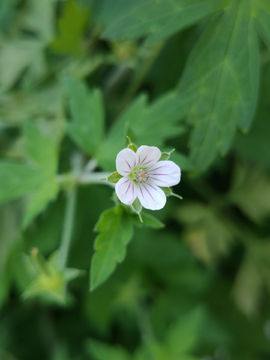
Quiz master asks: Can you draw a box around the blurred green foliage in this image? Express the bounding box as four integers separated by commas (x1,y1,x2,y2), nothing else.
1,0,270,359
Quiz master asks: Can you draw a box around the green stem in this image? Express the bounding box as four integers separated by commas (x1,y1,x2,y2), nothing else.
58,153,82,270
58,185,77,270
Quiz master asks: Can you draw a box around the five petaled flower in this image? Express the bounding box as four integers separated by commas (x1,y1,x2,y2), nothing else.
115,145,181,210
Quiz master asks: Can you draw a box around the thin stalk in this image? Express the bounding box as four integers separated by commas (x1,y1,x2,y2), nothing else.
58,153,82,270
58,185,77,270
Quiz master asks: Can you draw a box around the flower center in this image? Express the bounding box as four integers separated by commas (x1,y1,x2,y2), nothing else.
135,169,149,183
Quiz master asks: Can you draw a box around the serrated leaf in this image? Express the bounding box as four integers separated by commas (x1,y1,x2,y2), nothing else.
178,0,259,170
100,0,225,45
90,207,133,290
0,162,44,206
86,339,131,360
64,77,105,156
97,92,188,171
50,0,89,55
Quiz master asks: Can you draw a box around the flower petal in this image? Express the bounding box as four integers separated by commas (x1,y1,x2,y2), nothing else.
136,145,161,168
116,148,138,176
115,177,138,205
138,183,166,210
148,161,181,187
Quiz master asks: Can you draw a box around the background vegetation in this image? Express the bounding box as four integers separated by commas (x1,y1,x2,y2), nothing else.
1,0,270,359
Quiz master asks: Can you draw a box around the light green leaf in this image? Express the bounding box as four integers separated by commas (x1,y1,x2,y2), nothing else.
50,0,89,55
165,307,205,356
22,179,59,228
99,0,225,45
178,0,259,170
21,0,56,43
24,120,58,174
0,40,46,91
97,92,188,171
0,162,44,206
86,339,131,360
132,212,164,229
64,77,105,156
229,163,270,223
22,121,60,227
252,0,270,49
90,207,133,290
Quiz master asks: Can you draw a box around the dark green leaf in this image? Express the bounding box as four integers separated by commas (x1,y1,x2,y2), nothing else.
86,339,131,360
50,0,89,55
178,0,259,170
97,92,188,171
99,0,225,45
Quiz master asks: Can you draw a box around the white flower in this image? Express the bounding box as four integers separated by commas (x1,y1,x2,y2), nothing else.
115,145,181,210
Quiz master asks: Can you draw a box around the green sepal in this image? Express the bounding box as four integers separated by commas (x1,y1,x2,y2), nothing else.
126,136,137,152
159,149,175,161
107,171,123,183
130,198,143,222
161,187,183,200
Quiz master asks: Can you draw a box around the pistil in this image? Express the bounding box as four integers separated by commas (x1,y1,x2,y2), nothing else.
135,169,149,183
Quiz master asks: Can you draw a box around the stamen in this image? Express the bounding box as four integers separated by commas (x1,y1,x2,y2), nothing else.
135,169,149,183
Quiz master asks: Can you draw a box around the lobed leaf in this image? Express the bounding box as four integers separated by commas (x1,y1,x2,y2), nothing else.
64,77,105,156
23,120,60,227
178,0,259,170
90,207,133,290
99,0,226,45
96,92,188,171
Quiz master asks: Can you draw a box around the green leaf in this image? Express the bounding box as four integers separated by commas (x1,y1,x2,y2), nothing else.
252,0,270,49
22,179,59,228
50,0,89,55
0,39,46,91
132,212,164,229
165,307,205,356
64,77,105,156
0,162,44,206
22,121,60,227
97,92,188,171
178,0,259,170
86,339,131,360
99,0,225,45
0,202,22,307
90,207,133,290
24,120,58,174
21,0,56,43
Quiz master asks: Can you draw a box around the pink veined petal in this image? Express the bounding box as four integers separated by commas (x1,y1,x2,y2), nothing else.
115,177,139,206
138,183,166,210
116,148,138,176
148,161,181,187
136,145,161,169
